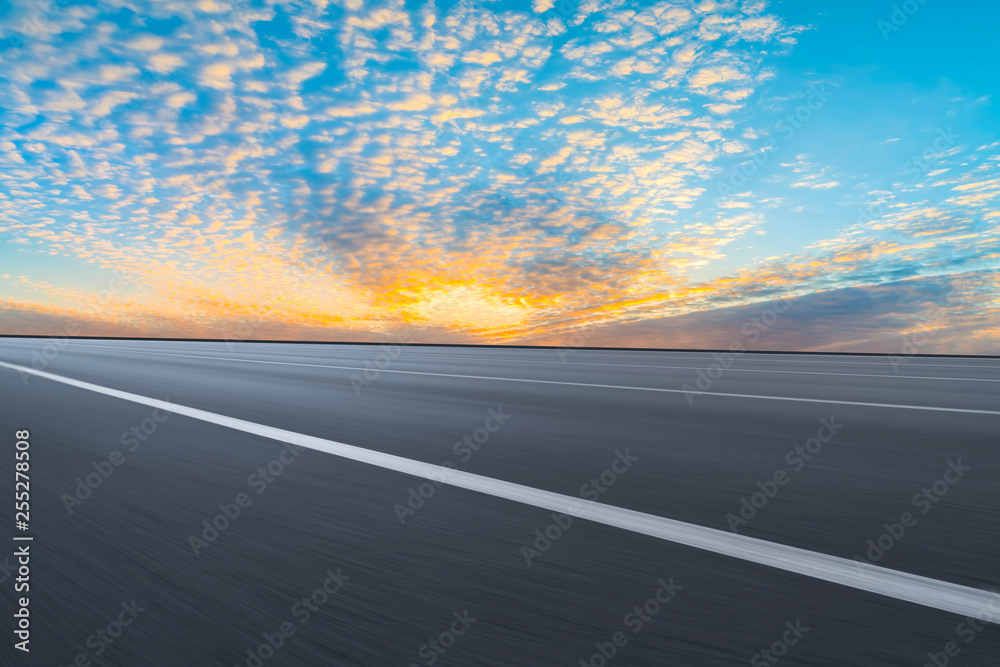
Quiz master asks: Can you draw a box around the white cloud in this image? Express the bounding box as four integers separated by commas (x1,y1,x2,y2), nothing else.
127,34,164,51
166,92,197,109
284,62,327,88
148,53,185,73
199,62,235,90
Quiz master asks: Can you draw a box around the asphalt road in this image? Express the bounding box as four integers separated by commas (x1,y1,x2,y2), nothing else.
0,338,998,666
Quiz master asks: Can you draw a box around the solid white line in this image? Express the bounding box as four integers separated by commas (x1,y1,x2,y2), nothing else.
394,347,1000,370
43,349,1000,415
542,361,1000,382
2,359,996,621
413,353,1000,370
68,344,1000,382
43,340,1000,370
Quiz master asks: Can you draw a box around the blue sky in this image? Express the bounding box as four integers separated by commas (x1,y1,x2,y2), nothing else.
0,0,997,352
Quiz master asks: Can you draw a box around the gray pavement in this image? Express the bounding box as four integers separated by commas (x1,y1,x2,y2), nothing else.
0,338,997,666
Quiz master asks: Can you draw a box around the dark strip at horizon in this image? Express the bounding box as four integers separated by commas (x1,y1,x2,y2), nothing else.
0,335,996,359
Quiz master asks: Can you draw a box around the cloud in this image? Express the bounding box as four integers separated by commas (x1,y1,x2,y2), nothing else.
148,53,185,73
688,65,746,92
532,272,998,354
199,62,234,89
387,94,435,111
3,0,992,351
127,34,164,51
284,62,327,88
165,91,197,109
462,50,503,66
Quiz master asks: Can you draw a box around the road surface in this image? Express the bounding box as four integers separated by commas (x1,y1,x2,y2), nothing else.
0,338,997,666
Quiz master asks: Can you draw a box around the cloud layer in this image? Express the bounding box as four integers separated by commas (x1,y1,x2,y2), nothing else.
1,0,997,352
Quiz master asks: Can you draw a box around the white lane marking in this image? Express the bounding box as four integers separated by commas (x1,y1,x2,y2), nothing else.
31,340,1000,371
57,343,1000,382
2,359,996,621
33,349,1000,416
490,360,1000,382
491,360,998,381
372,351,1000,370
396,353,1000,371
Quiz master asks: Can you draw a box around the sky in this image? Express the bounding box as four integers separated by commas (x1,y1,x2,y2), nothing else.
0,0,998,353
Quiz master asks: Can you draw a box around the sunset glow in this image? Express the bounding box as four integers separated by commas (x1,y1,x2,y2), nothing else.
1,0,998,352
